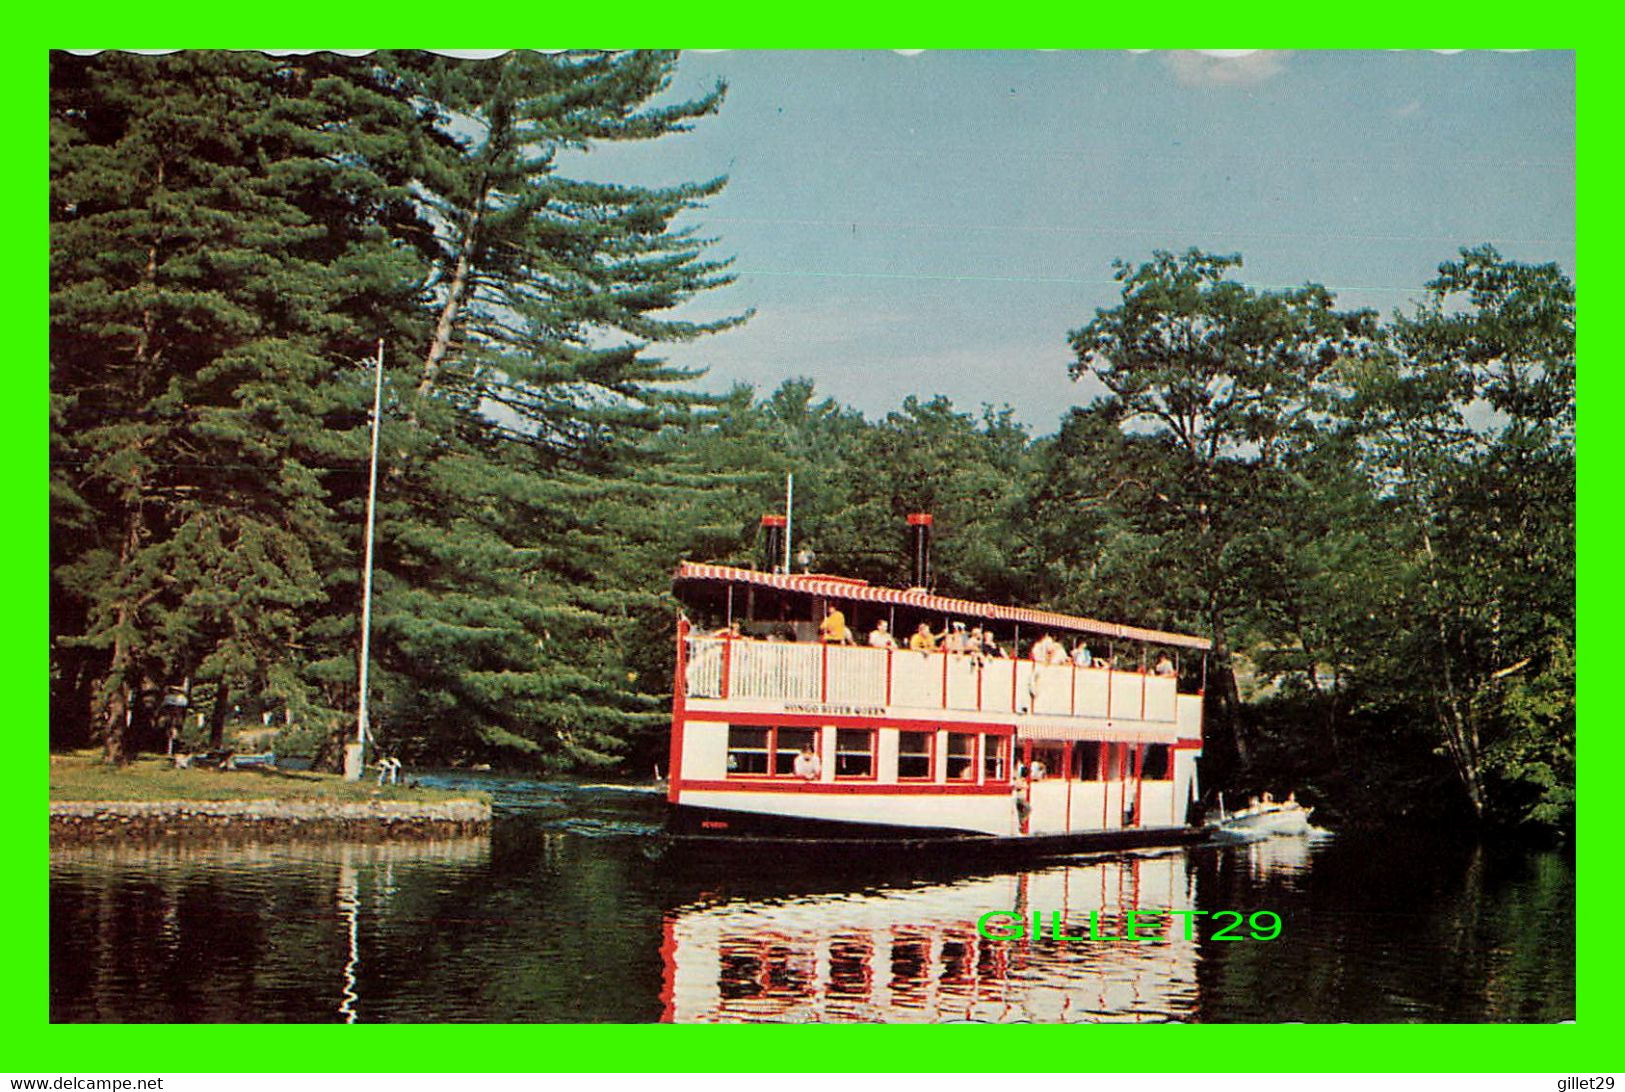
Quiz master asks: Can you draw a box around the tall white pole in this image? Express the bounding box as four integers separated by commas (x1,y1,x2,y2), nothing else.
783,472,794,573
355,340,384,763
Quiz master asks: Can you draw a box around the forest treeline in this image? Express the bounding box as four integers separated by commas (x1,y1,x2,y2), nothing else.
50,51,1574,834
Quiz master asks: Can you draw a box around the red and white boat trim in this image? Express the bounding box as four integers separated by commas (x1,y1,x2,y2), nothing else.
666,563,1209,847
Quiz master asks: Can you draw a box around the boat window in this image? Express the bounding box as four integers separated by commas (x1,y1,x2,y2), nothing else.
946,732,977,781
982,735,1008,782
898,731,933,780
1141,743,1172,780
1073,741,1104,781
835,729,875,778
726,726,771,775
774,727,818,775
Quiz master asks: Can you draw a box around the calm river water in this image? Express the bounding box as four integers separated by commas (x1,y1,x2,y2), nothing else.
50,773,1574,1023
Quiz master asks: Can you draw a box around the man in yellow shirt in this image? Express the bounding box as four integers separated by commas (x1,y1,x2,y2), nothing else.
819,605,851,644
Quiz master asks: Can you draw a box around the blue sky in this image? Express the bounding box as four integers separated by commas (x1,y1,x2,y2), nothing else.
571,50,1574,433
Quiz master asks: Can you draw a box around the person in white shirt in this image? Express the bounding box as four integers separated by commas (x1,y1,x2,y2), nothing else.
1030,633,1066,665
793,745,822,780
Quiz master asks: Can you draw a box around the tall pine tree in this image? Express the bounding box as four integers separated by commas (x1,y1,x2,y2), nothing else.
324,51,745,769
50,51,428,761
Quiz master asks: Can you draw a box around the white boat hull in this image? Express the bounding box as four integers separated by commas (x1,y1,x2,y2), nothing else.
1217,801,1314,837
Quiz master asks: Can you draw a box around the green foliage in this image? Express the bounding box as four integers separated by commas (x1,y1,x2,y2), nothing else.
343,51,745,770
1041,246,1573,830
1341,246,1575,828
50,50,742,773
50,51,427,762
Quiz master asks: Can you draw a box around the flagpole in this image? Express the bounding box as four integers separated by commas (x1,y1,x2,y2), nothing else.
348,339,385,779
783,473,794,573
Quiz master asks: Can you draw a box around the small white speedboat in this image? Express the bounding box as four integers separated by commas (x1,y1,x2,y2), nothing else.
1214,794,1314,837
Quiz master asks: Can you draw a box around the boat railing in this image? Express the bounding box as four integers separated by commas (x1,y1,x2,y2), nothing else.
683,637,1182,722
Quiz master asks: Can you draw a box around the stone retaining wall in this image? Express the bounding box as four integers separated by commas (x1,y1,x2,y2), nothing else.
50,798,492,842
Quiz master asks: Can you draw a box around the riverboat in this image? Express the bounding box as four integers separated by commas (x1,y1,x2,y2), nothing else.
664,516,1213,861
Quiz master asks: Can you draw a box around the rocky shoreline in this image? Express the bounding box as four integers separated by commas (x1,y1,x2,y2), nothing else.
50,797,493,842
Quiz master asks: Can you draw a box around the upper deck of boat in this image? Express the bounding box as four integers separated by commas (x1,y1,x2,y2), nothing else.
674,562,1211,650
674,563,1208,741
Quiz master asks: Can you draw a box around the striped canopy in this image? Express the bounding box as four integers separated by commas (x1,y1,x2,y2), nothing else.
673,562,1211,651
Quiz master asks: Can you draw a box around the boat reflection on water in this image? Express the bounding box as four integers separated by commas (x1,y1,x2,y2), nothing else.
1231,825,1326,882
661,850,1210,1023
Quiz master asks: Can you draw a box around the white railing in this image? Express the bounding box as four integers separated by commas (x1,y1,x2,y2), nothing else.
684,637,1181,722
733,640,822,702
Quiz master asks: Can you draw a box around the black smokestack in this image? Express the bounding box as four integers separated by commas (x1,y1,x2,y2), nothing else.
761,514,786,572
907,512,933,589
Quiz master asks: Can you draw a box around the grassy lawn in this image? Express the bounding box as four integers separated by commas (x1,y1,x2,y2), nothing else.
49,750,489,805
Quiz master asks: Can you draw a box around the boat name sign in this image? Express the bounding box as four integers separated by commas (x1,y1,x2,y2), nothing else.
783,702,887,717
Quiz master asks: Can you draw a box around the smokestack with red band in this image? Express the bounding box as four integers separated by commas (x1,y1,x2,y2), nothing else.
907,512,933,589
760,514,787,572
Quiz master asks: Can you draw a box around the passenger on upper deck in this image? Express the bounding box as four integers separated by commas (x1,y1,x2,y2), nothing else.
868,619,897,649
1030,633,1066,665
909,623,939,651
1154,652,1177,677
711,620,743,639
819,605,853,644
1071,641,1093,668
944,621,971,654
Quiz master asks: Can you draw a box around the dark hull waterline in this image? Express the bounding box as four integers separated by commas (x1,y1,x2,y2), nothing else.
658,803,1212,869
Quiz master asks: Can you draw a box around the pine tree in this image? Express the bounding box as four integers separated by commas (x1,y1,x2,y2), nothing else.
320,51,745,769
50,51,428,762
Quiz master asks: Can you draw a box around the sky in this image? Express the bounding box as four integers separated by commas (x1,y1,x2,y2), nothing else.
566,50,1574,435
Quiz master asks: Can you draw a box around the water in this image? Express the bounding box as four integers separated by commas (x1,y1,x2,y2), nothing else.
49,773,1574,1023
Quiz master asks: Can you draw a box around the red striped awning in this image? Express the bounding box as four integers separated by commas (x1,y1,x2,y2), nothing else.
673,562,1211,651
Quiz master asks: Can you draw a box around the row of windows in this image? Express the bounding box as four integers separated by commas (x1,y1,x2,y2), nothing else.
721,729,1177,785
725,726,1009,782
1025,742,1173,782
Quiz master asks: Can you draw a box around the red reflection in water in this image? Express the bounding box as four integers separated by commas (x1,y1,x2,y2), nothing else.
660,853,1213,1023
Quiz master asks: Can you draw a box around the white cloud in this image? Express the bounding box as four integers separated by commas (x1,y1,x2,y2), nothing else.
1163,50,1290,88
